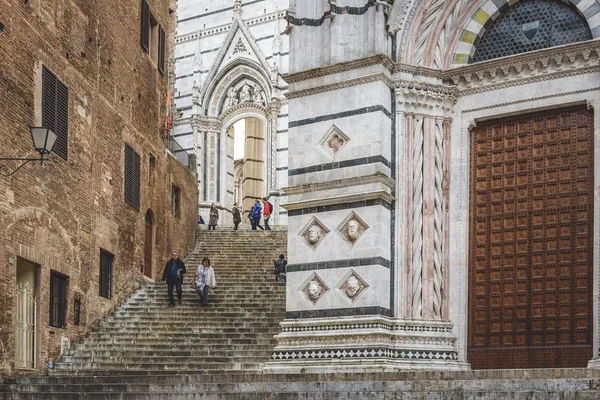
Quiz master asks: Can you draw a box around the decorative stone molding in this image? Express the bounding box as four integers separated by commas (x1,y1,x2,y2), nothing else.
446,41,600,95
338,270,368,303
318,124,350,159
411,115,424,319
412,0,445,66
218,102,268,124
337,211,369,245
301,273,329,304
432,118,444,320
395,80,456,116
193,118,222,133
300,217,330,249
286,73,394,99
283,173,395,196
284,55,394,84
265,316,467,372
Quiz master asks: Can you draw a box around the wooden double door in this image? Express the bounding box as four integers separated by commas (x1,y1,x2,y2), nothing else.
468,106,594,369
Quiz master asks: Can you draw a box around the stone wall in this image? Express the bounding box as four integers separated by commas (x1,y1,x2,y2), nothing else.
0,0,198,376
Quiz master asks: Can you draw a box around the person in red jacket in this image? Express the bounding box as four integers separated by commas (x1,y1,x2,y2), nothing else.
262,197,272,231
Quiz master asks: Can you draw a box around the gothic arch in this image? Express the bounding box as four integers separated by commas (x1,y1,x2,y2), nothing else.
203,59,273,118
450,0,599,67
396,0,600,68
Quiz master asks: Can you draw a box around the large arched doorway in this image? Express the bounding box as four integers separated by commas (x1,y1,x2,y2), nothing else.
143,210,154,278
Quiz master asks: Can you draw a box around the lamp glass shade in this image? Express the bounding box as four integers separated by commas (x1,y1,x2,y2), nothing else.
30,127,57,154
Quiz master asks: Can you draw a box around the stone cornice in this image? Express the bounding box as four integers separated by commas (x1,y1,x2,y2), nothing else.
283,173,395,196
283,55,394,84
286,73,394,99
218,102,267,123
444,40,600,95
282,190,395,211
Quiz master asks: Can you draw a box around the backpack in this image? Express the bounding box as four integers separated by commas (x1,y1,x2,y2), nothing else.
268,201,274,214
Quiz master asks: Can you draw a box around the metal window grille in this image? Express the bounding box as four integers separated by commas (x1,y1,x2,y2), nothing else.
471,0,592,63
49,273,67,329
99,250,114,299
73,297,81,326
166,134,190,168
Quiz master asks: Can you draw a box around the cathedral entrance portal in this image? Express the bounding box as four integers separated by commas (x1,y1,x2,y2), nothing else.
468,105,594,369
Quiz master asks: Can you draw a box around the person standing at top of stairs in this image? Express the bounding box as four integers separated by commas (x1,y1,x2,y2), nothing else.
208,203,219,230
161,251,187,307
262,197,272,231
251,200,264,231
232,202,241,230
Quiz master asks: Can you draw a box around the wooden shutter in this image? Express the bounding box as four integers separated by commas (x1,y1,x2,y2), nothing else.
124,144,141,210
158,25,166,75
42,66,69,160
99,250,113,299
140,0,150,53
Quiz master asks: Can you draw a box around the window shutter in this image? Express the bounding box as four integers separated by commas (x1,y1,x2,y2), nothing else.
140,0,150,53
42,66,68,160
158,25,166,75
124,144,141,210
54,80,69,159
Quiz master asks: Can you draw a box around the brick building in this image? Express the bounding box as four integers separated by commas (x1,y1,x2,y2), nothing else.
0,0,198,375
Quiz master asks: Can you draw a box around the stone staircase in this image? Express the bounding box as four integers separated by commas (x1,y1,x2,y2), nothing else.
3,229,600,398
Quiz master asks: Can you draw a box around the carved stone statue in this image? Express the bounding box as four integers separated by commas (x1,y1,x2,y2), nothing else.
308,280,323,300
344,275,361,298
347,219,360,241
239,84,252,103
307,224,322,245
225,87,237,108
253,84,264,105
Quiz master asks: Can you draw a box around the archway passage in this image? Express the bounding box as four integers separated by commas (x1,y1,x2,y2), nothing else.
144,210,153,279
230,117,265,216
468,105,594,369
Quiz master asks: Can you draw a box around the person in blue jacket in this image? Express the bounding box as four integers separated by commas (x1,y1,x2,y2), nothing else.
252,199,264,231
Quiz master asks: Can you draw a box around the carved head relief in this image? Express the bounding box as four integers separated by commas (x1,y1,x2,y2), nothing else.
318,125,350,159
302,273,328,304
338,271,368,302
300,217,330,249
337,212,369,244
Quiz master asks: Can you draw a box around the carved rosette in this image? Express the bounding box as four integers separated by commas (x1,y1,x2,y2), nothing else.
318,124,350,159
300,217,330,249
337,270,368,303
301,273,328,305
337,212,369,245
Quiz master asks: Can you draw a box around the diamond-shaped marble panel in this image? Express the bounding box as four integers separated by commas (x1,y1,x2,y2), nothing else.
299,217,330,249
301,273,328,304
338,270,368,302
318,124,350,159
337,211,369,244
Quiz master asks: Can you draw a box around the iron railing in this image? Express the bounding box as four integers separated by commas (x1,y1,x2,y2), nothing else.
166,134,190,169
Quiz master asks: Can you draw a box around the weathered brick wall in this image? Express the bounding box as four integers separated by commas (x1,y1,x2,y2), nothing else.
0,0,198,376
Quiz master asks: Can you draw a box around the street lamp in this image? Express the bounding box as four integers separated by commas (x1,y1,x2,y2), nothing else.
0,127,57,176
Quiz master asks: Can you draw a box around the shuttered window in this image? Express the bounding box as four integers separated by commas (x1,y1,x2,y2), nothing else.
140,0,150,53
42,66,68,159
158,25,166,75
124,144,141,210
49,272,67,329
99,250,114,299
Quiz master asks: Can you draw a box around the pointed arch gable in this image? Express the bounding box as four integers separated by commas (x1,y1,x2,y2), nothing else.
204,60,272,117
450,0,600,67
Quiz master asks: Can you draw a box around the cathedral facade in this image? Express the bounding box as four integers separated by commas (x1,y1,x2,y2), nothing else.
179,0,600,371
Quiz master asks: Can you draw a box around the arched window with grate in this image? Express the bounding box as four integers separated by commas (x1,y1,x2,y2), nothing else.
471,0,592,64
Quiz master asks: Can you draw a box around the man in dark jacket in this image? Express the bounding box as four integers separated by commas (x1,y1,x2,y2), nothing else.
162,251,187,307
274,254,287,283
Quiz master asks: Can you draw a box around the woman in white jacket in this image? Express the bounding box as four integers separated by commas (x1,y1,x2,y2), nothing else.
194,257,217,305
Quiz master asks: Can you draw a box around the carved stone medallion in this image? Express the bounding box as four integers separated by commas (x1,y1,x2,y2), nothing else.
338,270,368,303
318,124,350,159
337,212,369,244
300,217,330,249
302,273,328,304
